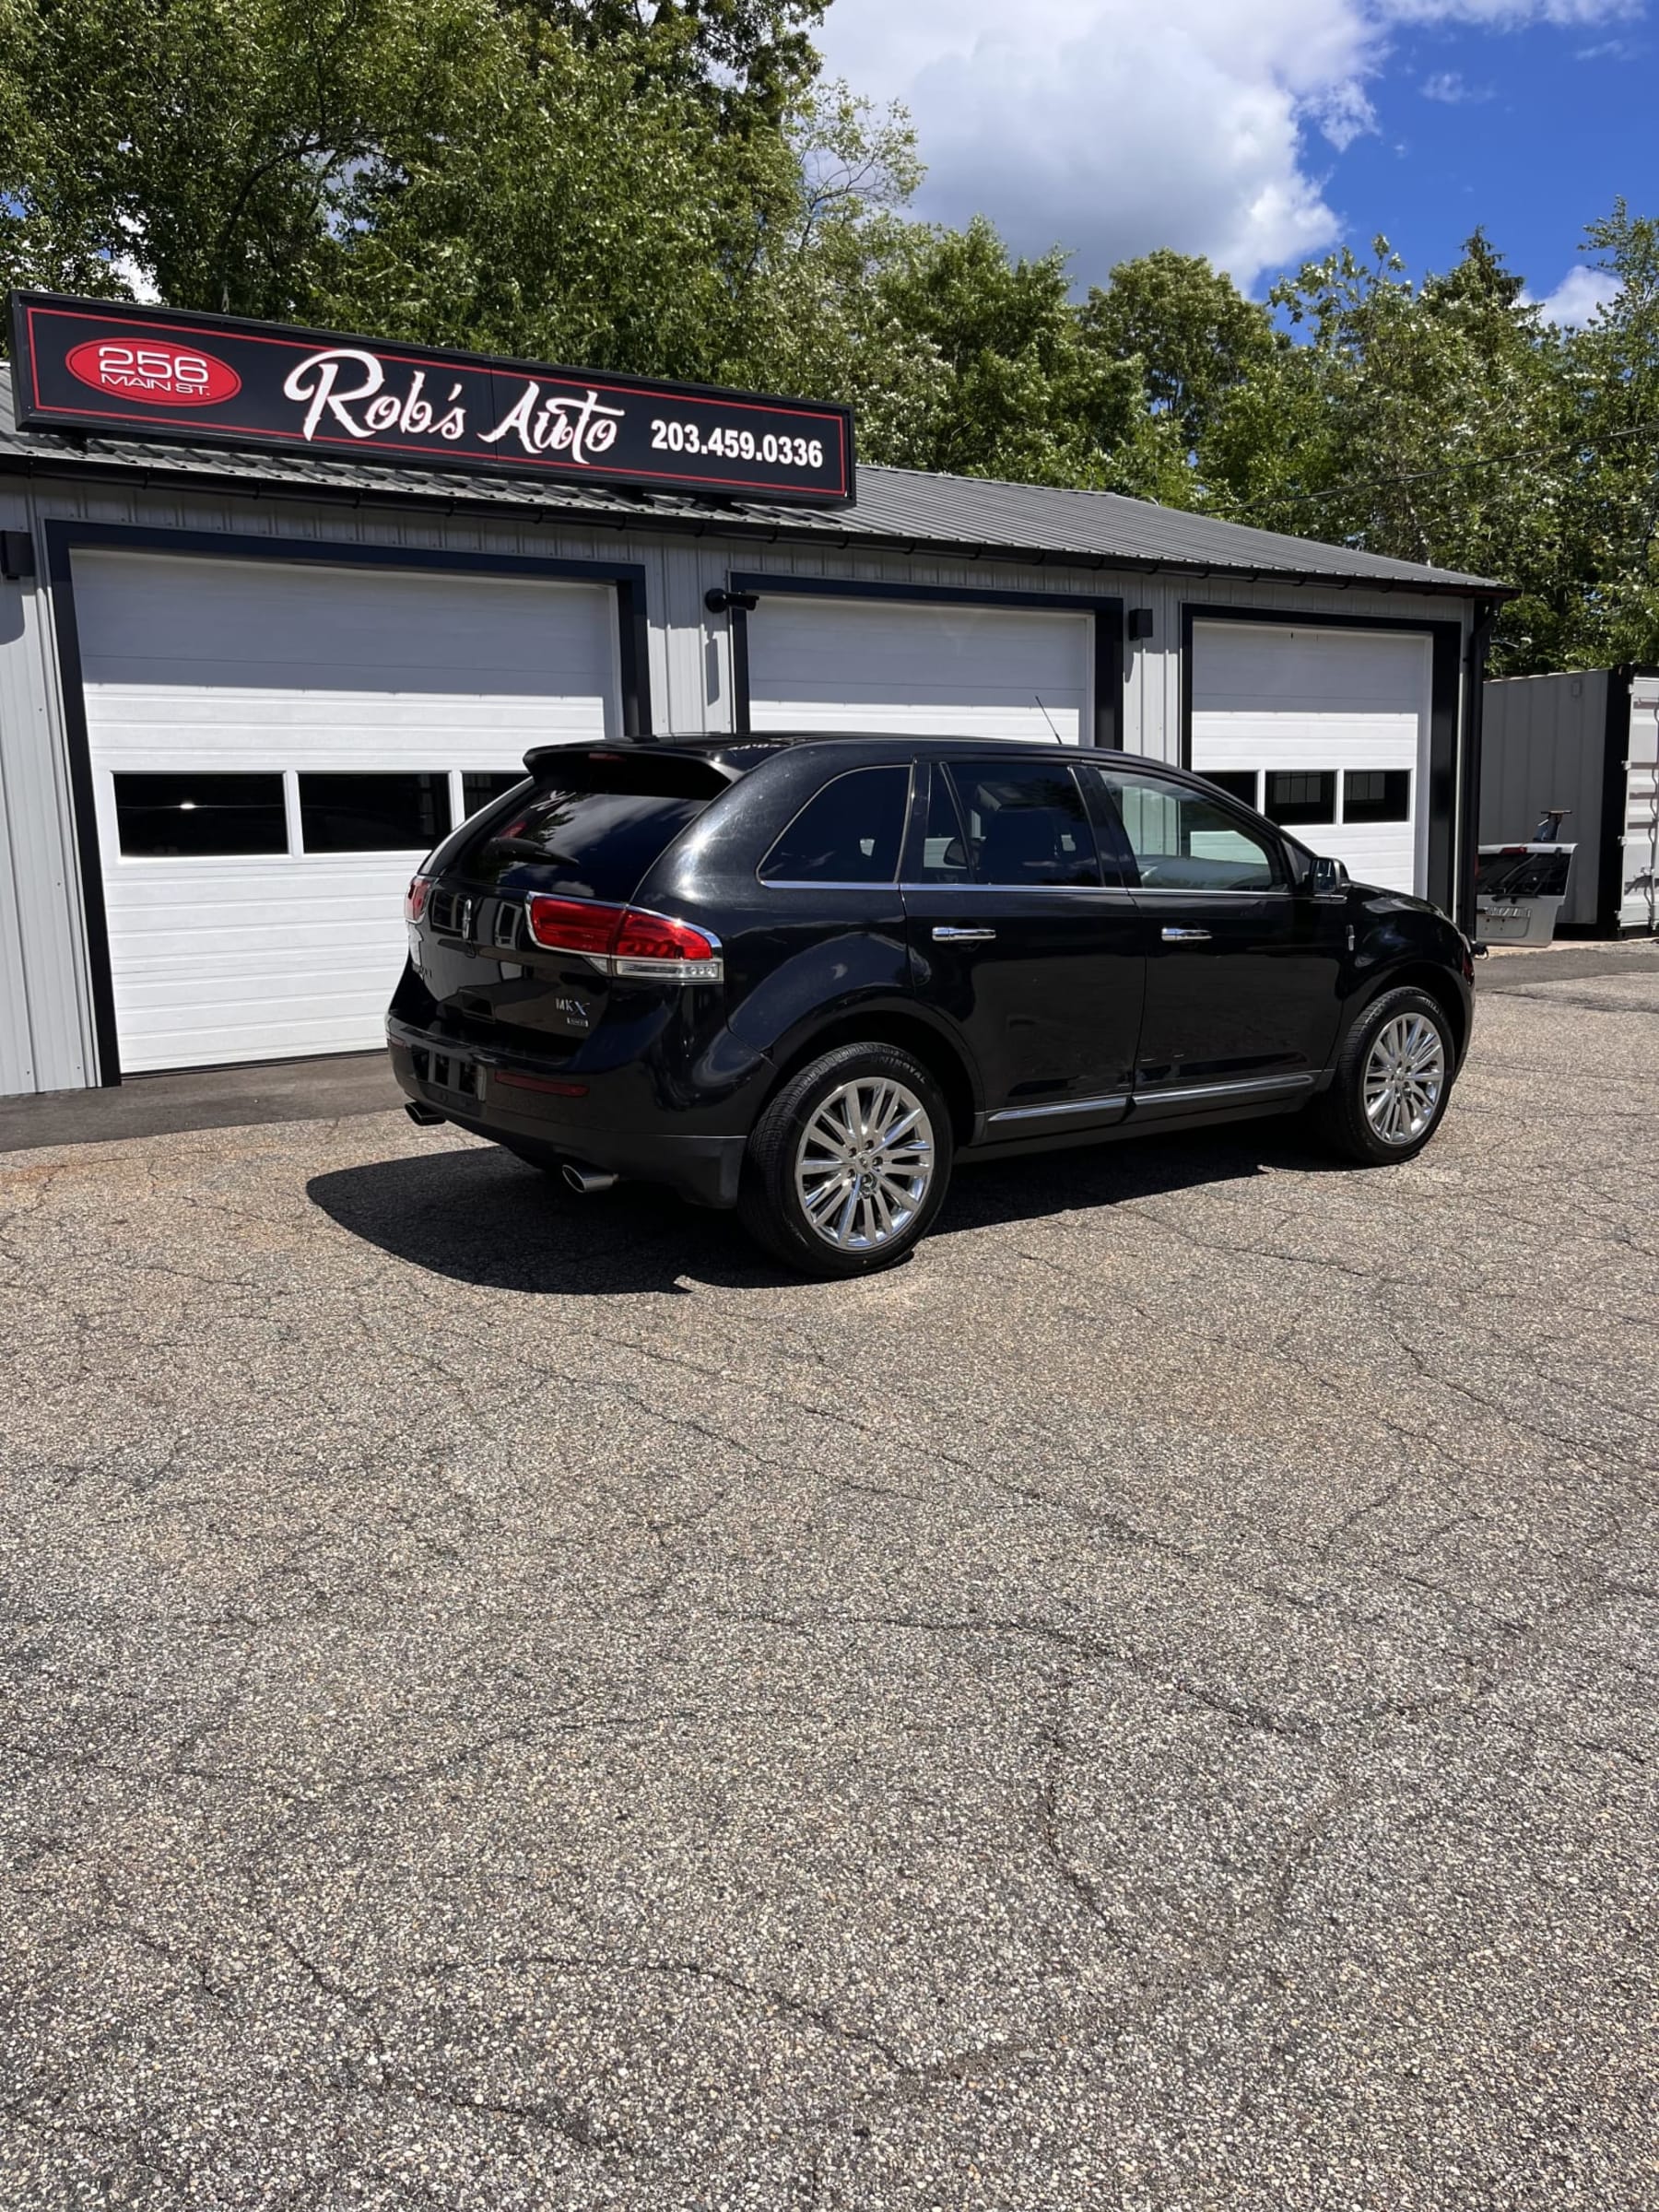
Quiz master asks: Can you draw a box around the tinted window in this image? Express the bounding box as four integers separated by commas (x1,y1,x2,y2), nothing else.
947,759,1100,888
1098,769,1282,892
114,772,288,858
1200,770,1259,811
760,765,909,884
300,773,447,853
1264,771,1336,828
460,771,526,823
1344,769,1410,824
466,783,711,900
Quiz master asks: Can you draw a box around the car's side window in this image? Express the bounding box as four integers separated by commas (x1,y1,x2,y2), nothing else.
946,759,1104,888
1094,768,1284,893
760,764,912,884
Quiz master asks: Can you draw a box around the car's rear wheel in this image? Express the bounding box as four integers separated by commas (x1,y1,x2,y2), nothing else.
738,1043,953,1277
1314,985,1456,1165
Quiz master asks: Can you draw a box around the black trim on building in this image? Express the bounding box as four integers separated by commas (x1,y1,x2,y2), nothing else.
1180,603,1465,921
41,520,653,1085
1458,600,1498,935
723,572,1125,747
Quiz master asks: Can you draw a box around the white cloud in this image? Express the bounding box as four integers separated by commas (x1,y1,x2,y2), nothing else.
1420,69,1495,99
1532,264,1622,323
815,0,1641,290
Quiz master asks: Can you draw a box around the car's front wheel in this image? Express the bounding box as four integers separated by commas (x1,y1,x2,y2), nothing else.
738,1043,953,1277
1314,985,1457,1165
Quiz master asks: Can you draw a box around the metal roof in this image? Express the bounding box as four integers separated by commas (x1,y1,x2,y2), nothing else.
0,377,1507,597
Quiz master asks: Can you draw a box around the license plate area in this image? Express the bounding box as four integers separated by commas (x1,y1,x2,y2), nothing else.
411,1044,482,1101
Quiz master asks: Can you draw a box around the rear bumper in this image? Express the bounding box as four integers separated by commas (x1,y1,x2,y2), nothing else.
387,1018,750,1208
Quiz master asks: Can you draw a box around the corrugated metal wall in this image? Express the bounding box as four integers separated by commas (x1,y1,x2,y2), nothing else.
0,479,98,1093
1480,672,1610,930
0,472,1472,1094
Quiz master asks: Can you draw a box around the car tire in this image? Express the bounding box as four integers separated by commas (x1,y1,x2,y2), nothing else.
738,1043,954,1278
1313,985,1457,1165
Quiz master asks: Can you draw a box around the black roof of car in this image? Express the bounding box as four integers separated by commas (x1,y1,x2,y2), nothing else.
523,732,1089,782
521,733,1239,793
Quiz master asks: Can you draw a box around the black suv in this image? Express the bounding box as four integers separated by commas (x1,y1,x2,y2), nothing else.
389,737,1474,1277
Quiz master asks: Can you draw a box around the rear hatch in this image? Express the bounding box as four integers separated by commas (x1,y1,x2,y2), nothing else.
401,747,735,1049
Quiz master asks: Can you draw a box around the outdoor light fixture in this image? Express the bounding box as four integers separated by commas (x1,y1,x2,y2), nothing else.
705,588,760,615
1127,607,1154,641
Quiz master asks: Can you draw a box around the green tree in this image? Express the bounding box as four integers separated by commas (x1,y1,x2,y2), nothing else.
1081,249,1280,462
1547,201,1659,668
0,0,525,316
325,18,806,380
0,0,877,390
1192,234,1571,665
852,216,1148,487
516,0,826,127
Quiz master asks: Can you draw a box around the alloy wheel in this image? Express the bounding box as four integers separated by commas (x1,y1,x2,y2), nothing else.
794,1077,935,1251
1362,1012,1446,1146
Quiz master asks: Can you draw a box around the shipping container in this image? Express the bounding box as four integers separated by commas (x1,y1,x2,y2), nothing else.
1481,668,1659,935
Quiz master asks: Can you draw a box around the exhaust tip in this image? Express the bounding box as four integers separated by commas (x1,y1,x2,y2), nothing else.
562,1163,619,1196
405,1100,447,1127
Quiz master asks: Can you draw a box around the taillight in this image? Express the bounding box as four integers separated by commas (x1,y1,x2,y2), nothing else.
613,911,718,964
524,896,722,982
405,874,432,922
524,896,626,958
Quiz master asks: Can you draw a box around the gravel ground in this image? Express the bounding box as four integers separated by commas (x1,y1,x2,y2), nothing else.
1,972,1655,2211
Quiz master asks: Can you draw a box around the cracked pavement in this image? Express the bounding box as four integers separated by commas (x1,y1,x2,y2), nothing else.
1,969,1655,2210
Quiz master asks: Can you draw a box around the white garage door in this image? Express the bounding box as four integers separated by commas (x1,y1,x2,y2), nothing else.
747,594,1094,744
76,551,620,1074
1192,621,1432,895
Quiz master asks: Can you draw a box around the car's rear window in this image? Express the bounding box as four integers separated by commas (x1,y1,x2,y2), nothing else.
461,752,726,900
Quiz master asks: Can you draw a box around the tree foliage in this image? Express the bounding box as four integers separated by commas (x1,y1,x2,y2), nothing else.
1,0,1656,669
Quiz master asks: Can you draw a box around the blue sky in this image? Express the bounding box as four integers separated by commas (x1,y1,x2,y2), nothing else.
816,2,1651,318
1335,16,1641,310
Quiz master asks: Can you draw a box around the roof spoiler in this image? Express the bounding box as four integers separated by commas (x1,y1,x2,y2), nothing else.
520,744,742,796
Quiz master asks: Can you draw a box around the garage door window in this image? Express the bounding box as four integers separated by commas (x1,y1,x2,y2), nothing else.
1200,770,1260,811
761,765,911,884
114,772,288,858
1264,771,1336,828
300,772,449,853
1344,770,1410,823
460,771,526,823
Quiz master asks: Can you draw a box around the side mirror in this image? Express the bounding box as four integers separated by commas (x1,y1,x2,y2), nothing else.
1312,855,1349,895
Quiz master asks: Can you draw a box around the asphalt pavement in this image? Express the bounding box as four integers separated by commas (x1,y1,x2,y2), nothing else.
1,961,1654,2210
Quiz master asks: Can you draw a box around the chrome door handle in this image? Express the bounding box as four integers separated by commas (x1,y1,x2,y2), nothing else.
1161,927,1212,943
933,924,997,942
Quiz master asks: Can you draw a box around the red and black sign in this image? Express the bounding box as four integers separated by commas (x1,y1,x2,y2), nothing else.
8,292,855,506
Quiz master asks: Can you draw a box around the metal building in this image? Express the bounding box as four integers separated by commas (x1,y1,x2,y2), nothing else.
0,293,1506,1098
1480,669,1659,935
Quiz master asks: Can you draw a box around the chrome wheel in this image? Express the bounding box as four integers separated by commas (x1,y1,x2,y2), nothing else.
1362,1012,1446,1146
794,1077,935,1252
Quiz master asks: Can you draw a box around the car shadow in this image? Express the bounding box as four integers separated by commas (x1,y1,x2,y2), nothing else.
307,1123,1338,1298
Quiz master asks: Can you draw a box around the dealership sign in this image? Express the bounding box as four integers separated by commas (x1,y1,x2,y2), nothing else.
8,293,855,505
